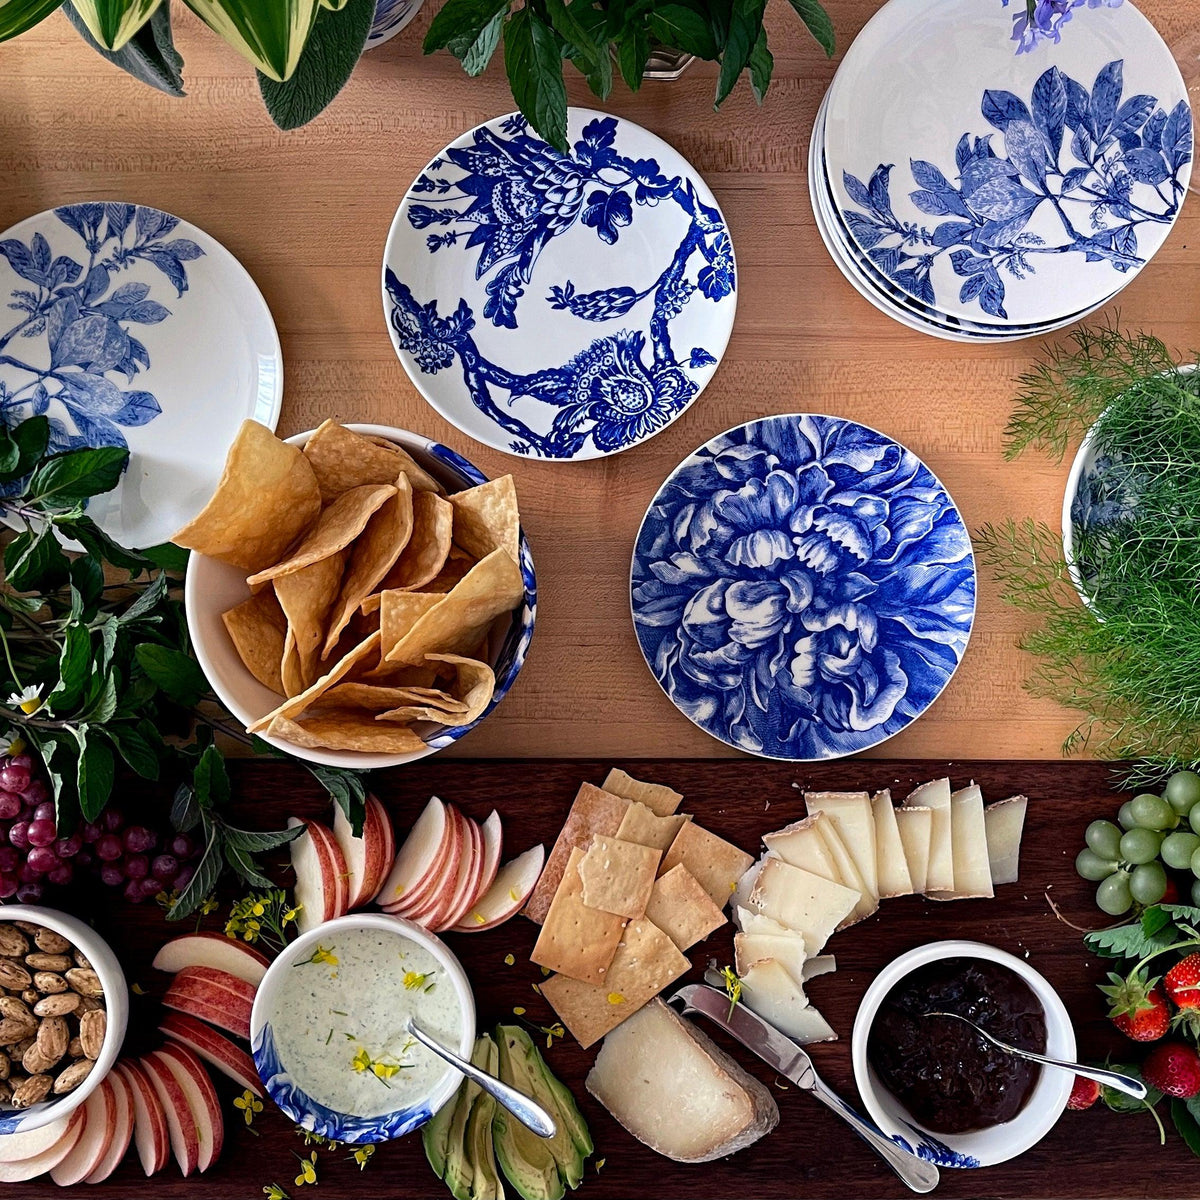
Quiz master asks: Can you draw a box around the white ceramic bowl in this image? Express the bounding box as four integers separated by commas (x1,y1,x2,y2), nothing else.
0,905,128,1135
851,939,1074,1169
249,913,475,1143
185,423,536,769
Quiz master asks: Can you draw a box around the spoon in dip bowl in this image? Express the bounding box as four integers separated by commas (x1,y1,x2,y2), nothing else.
404,1017,558,1138
923,1011,1146,1100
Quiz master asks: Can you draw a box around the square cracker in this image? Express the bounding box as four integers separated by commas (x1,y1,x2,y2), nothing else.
615,802,690,853
530,848,625,984
539,918,690,1048
643,864,726,951
602,769,683,817
660,823,754,909
526,783,629,925
578,836,661,920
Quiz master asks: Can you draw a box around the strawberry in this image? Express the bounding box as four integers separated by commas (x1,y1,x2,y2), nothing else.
1067,1075,1101,1110
1099,972,1170,1042
1143,1041,1200,1099
1162,878,1181,905
1165,954,1200,1039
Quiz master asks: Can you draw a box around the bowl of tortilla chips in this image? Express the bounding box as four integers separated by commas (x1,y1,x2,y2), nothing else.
176,420,536,767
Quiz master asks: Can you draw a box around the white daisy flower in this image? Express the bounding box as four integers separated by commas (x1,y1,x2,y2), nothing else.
0,732,25,757
6,685,42,715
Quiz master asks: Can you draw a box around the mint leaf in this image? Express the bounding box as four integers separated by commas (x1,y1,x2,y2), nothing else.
0,416,50,484
425,0,509,54
1173,1099,1200,1157
141,541,189,573
224,842,274,889
56,515,150,574
461,9,504,75
29,446,127,507
104,722,161,780
714,0,766,107
171,783,201,833
223,824,304,853
5,525,69,593
134,644,207,707
784,0,833,55
168,820,221,920
542,0,600,71
192,744,231,811
74,728,114,823
309,764,367,835
647,4,717,58
615,22,650,91
46,624,92,714
504,8,567,152
748,26,772,103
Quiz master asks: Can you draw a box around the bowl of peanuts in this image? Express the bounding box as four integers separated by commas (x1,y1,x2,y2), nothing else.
0,906,127,1134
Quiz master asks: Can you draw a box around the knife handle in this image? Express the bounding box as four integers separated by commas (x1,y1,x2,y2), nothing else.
807,1076,940,1195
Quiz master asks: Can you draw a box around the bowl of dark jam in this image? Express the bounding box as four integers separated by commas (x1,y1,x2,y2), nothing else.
851,940,1075,1169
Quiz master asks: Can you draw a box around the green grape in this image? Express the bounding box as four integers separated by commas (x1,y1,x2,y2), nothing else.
1076,848,1119,881
1130,793,1175,831
1130,862,1168,905
1119,801,1140,831
1120,827,1163,865
1097,872,1134,916
1189,803,1200,836
1192,878,1200,906
1085,819,1123,860
1162,831,1200,870
1166,770,1200,814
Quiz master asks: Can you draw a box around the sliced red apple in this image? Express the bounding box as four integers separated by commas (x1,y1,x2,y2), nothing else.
376,796,449,910
472,810,503,906
451,844,545,932
155,1042,224,1173
288,817,349,932
152,932,269,987
0,1110,76,1163
160,1011,262,1098
50,1079,114,1186
307,817,350,919
404,806,468,925
84,1065,134,1183
117,1059,170,1177
386,802,464,918
334,793,395,910
0,1105,84,1183
435,814,488,932
140,1051,200,1177
163,967,255,1041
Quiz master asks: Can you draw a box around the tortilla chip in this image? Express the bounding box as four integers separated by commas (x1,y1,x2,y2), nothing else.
273,550,347,689
424,653,495,724
173,420,322,572
321,682,467,714
221,590,287,694
426,546,476,593
360,593,383,616
383,550,523,665
602,769,683,817
530,848,626,985
659,823,754,909
303,420,442,500
323,477,414,658
281,629,305,698
266,710,427,754
246,484,397,588
615,802,691,854
578,836,661,919
449,475,520,562
380,591,445,658
381,490,454,592
642,864,726,951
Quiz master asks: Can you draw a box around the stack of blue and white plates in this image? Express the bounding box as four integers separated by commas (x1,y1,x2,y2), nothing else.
810,0,1193,342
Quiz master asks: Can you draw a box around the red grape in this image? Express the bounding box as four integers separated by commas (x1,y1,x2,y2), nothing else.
75,850,93,869
0,848,18,874
27,819,56,848
101,810,123,833
151,854,178,880
172,864,195,891
9,821,29,850
47,865,72,887
124,854,149,880
0,874,18,899
54,834,81,859
0,760,30,794
122,826,156,854
14,882,41,903
18,861,41,882
21,781,48,807
80,822,102,844
99,865,124,888
0,793,21,820
122,879,144,904
25,847,57,874
170,834,195,859
140,877,165,900
95,834,122,862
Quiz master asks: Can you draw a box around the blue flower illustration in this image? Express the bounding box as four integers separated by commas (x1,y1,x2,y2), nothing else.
1003,0,1123,54
631,415,975,760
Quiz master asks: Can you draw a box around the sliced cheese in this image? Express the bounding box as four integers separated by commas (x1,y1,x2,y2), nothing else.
731,855,769,916
871,790,914,898
746,858,860,954
905,778,954,893
735,906,804,946
985,795,1028,886
762,817,839,882
812,813,877,925
802,955,836,981
894,806,933,894
585,998,779,1163
735,932,807,989
930,784,994,901
804,792,878,901
739,959,836,1043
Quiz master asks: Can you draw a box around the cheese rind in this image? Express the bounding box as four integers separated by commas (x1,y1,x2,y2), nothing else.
812,814,877,925
804,792,879,901
930,784,994,900
905,778,954,893
984,795,1028,886
762,817,839,883
871,790,914,898
739,959,837,1043
746,858,860,954
894,806,933,894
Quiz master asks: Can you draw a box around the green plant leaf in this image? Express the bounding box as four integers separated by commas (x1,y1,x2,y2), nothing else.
0,415,50,484
79,673,119,725
192,742,231,810
183,0,320,80
56,515,150,574
223,823,305,853
69,555,104,615
134,643,208,707
69,0,159,49
714,0,764,106
783,0,832,55
615,22,649,91
116,570,168,626
104,721,160,780
224,841,274,889
5,526,69,593
141,541,190,572
1173,1099,1200,1156
168,819,221,919
63,2,184,97
1102,1062,1161,1112
424,0,507,53
309,764,367,835
1084,917,1177,960
459,8,503,74
258,0,373,129
29,446,127,507
171,782,201,833
0,431,20,477
504,7,567,152
34,731,78,832
542,0,599,70
0,0,64,40
47,624,93,714
647,3,716,58
74,726,115,822
748,25,771,102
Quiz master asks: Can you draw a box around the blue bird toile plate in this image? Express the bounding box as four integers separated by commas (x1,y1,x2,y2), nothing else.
382,109,737,461
630,414,977,761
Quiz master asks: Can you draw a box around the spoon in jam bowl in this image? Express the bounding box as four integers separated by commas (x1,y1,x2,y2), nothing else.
922,1012,1147,1100
404,1017,559,1138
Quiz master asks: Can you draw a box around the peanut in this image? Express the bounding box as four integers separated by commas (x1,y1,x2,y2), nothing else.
24,953,70,973
0,928,29,958
33,972,66,995
11,1074,51,1108
0,961,31,991
33,993,78,1018
78,1010,105,1061
64,968,101,998
32,930,68,956
53,1059,92,1095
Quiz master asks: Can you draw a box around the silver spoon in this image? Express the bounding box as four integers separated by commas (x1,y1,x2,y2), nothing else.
923,1011,1147,1100
404,1017,558,1138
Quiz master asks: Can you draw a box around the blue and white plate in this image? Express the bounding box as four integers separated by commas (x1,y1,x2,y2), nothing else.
0,202,282,548
823,0,1191,327
382,109,737,461
366,0,424,48
630,414,976,761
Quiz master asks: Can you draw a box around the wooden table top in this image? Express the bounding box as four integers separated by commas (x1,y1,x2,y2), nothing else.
2,0,1198,762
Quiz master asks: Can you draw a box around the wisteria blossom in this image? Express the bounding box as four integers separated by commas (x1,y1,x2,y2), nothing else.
1004,0,1124,53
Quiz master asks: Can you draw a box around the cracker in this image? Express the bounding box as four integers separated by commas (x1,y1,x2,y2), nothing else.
643,865,726,951
615,801,691,853
539,918,690,1048
578,836,661,920
526,783,630,925
530,849,626,985
602,769,683,817
660,823,754,909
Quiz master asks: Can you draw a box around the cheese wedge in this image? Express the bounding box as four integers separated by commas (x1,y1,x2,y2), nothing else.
804,792,878,901
746,858,860,954
763,817,839,882
735,906,803,944
871,790,914,898
802,955,836,981
735,932,807,988
894,806,933,894
984,795,1028,886
905,779,954,893
731,856,768,916
739,959,836,1043
930,784,994,900
812,814,876,925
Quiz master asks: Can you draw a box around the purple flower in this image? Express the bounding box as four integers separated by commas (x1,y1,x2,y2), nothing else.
1003,0,1123,54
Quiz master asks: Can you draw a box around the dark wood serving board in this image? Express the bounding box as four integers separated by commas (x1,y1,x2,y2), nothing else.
15,759,1187,1200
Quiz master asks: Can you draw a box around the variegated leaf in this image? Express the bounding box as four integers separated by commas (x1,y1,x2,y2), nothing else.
0,0,65,41
182,0,320,80
70,0,161,50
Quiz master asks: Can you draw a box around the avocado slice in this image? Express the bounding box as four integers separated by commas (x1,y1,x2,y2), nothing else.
422,1069,462,1180
467,1035,504,1200
506,1027,593,1160
492,1031,564,1200
445,1040,487,1200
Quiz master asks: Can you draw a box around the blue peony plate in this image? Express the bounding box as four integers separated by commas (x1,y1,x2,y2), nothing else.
630,414,977,761
0,202,282,549
382,109,737,461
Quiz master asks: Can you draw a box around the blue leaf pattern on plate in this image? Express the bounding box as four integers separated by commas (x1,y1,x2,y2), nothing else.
631,415,976,760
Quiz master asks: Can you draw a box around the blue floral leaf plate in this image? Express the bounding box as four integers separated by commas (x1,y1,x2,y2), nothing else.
630,414,976,761
382,109,737,461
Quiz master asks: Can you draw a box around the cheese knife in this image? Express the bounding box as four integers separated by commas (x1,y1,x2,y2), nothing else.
668,980,940,1194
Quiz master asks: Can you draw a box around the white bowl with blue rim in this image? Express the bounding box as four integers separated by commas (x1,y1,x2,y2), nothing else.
851,940,1074,1169
184,423,536,770
629,413,976,761
365,0,425,47
382,108,736,461
0,202,281,550
250,913,474,1144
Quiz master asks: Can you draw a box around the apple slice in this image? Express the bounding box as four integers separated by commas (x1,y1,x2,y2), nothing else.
84,1066,134,1183
140,1052,200,1177
387,802,464,918
307,817,350,919
288,817,349,932
155,1043,224,1173
435,814,488,932
50,1079,114,1186
116,1059,169,1177
473,811,503,904
452,844,545,932
160,1011,262,1097
0,1111,76,1163
376,796,450,910
404,806,468,925
0,1106,84,1183
334,794,395,910
152,932,269,987
163,966,255,1040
